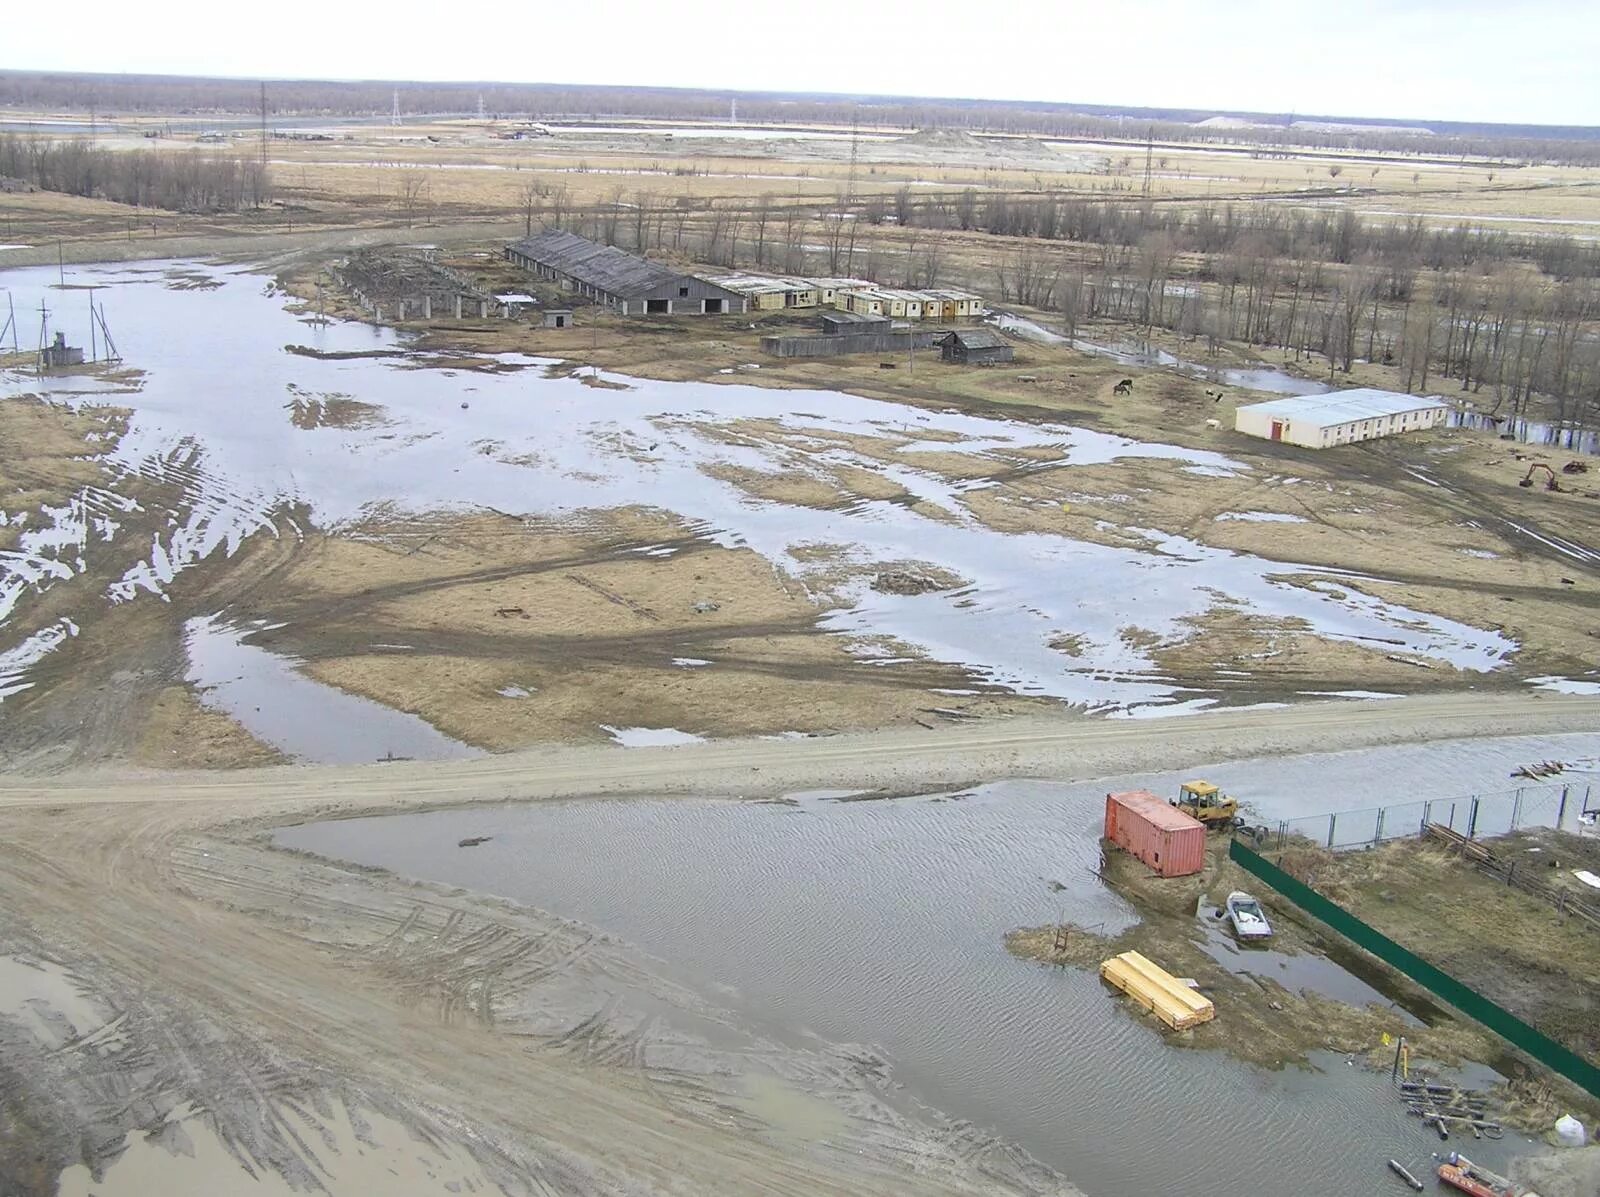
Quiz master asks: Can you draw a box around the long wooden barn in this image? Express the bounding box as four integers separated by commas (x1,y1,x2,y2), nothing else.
505,230,749,316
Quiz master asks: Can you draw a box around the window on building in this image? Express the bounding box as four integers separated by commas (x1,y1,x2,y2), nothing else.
678,286,689,298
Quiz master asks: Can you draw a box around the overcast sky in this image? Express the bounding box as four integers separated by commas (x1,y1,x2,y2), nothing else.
5,0,1596,128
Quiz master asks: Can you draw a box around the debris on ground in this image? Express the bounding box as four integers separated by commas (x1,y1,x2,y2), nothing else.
458,835,493,848
871,568,950,596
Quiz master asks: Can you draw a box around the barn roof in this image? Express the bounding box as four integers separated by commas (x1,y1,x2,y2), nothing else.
1237,388,1445,429
509,230,689,298
943,328,1010,350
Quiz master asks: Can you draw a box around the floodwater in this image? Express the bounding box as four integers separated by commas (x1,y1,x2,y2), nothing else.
275,735,1595,1196
1447,409,1600,457
994,312,1334,396
183,614,479,763
0,262,1515,733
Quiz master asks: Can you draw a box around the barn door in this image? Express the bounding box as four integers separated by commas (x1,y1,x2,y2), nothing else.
1270,421,1284,441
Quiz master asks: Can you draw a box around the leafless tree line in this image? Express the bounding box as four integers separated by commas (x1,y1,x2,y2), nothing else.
522,185,949,291
0,135,270,211
995,230,1600,429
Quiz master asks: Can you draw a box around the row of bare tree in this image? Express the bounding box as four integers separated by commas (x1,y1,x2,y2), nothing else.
0,136,270,211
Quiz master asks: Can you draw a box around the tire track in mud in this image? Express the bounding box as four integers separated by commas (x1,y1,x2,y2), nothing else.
3,698,1599,1190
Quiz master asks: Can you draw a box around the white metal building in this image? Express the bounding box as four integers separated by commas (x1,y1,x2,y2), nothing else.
1234,389,1448,449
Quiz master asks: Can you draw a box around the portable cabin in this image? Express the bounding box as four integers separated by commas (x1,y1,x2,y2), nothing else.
1104,790,1206,877
542,309,573,329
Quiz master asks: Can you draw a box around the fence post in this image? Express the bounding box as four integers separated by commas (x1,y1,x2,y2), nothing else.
1328,812,1337,849
1421,799,1432,835
1558,786,1569,830
1468,796,1480,840
1374,805,1386,846
1512,788,1523,832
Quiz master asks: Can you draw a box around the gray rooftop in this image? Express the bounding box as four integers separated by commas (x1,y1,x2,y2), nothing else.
942,328,1011,350
1237,388,1446,429
509,230,689,298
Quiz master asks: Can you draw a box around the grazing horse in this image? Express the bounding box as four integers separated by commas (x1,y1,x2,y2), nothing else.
1113,378,1133,395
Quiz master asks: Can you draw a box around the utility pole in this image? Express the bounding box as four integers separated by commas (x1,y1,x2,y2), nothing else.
845,109,860,205
87,288,98,362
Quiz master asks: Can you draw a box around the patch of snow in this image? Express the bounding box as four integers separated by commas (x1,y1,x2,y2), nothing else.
1215,511,1309,524
1299,690,1403,700
599,725,707,748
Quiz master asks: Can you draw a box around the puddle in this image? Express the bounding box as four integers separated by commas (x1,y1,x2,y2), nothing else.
274,738,1565,1197
0,264,1518,718
55,1097,498,1197
1527,676,1600,696
184,614,479,764
0,954,119,1050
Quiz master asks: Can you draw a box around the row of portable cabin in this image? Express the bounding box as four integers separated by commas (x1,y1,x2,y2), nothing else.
701,272,984,320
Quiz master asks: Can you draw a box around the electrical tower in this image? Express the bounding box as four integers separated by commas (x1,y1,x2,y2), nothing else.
730,97,737,124
477,93,485,120
392,89,401,127
260,82,269,166
1142,126,1154,198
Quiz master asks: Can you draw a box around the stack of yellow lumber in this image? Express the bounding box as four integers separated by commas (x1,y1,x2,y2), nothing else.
1100,950,1215,1030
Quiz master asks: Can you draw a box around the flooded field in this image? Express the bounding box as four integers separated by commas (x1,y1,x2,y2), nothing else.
276,733,1596,1196
0,261,1524,760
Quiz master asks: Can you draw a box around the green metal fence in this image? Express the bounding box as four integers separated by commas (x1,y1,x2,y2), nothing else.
1229,836,1600,1101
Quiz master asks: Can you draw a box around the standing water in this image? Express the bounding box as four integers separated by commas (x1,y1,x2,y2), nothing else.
276,734,1597,1196
0,262,1515,730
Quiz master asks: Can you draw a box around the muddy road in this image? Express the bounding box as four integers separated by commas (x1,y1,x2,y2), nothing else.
1,695,1597,1195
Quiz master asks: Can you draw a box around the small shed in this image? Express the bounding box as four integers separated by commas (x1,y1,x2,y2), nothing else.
542,309,573,329
939,328,1014,366
1104,790,1206,878
41,332,84,369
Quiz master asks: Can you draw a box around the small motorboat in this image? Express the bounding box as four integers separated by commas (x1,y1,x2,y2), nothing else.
1437,1152,1536,1197
1224,891,1273,940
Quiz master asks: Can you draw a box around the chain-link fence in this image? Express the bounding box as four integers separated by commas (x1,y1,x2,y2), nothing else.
1253,781,1597,853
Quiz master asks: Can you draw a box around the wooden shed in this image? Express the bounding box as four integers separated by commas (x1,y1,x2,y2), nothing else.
939,328,1014,366
1104,790,1206,878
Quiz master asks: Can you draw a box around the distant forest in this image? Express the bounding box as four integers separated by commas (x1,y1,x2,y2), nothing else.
3,71,1599,165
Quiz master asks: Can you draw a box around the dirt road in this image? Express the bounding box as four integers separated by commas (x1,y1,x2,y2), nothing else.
2,693,1597,1196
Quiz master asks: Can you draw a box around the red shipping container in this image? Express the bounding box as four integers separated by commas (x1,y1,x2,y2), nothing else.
1104,790,1207,878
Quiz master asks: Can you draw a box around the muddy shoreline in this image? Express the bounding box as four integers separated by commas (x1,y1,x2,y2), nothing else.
2,699,1598,1194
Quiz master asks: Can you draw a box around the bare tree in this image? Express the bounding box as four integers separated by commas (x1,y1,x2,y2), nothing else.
398,171,428,227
